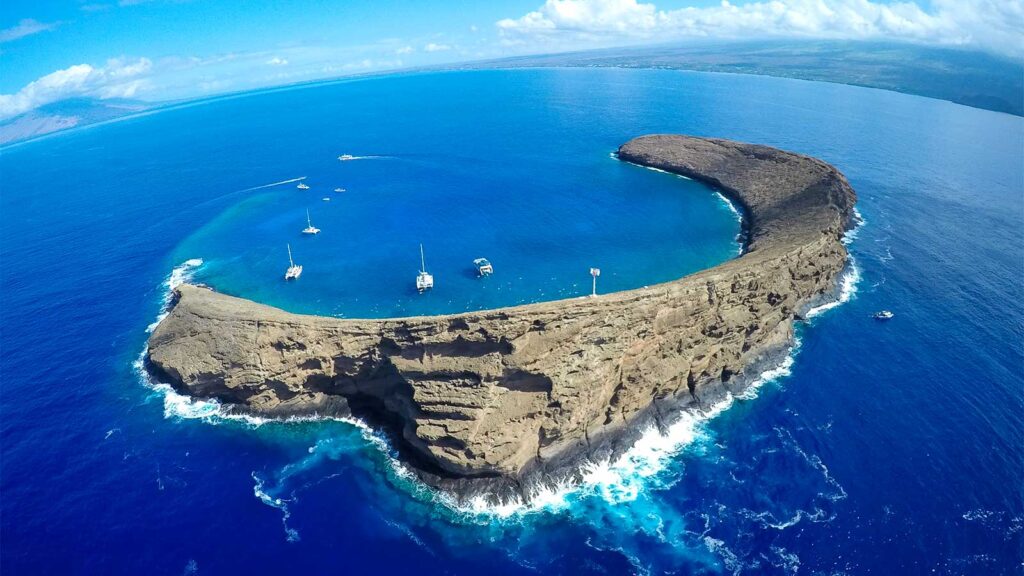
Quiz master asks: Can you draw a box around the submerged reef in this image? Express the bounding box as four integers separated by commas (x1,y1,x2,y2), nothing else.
147,135,857,503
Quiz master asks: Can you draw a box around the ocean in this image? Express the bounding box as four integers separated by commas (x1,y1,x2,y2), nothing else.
1,68,1021,575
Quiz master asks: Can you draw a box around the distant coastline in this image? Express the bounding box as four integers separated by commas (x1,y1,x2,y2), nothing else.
3,40,1020,148
453,40,1024,117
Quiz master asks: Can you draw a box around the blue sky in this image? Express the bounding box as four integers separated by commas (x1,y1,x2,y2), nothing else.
1,0,1020,120
0,1,535,90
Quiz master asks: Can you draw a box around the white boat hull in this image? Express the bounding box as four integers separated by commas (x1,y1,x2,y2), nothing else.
416,272,433,292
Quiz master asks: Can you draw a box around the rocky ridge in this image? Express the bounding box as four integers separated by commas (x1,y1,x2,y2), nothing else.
146,135,857,502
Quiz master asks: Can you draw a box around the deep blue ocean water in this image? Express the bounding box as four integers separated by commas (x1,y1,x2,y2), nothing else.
1,68,1021,575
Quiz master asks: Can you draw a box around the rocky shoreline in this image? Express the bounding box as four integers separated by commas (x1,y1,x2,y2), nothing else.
146,135,857,504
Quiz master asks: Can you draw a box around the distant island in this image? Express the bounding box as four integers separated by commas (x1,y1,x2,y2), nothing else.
0,98,152,146
146,134,858,503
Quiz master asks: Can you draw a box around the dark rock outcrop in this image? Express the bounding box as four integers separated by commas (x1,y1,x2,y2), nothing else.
147,135,857,502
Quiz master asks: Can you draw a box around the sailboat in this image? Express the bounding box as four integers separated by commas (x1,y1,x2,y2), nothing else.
416,244,434,293
296,181,310,190
284,244,303,280
301,210,320,235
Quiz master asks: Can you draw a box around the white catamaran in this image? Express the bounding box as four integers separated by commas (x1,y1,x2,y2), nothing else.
284,244,303,280
301,209,320,235
416,244,434,293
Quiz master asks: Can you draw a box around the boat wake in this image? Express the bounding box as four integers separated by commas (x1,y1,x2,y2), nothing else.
337,154,389,161
240,177,307,192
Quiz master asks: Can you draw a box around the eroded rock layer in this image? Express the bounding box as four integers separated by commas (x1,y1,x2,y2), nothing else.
147,135,857,500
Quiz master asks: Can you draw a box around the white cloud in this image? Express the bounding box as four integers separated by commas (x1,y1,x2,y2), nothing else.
424,42,452,52
0,57,153,120
266,56,289,66
0,19,60,43
496,0,1024,57
395,45,415,55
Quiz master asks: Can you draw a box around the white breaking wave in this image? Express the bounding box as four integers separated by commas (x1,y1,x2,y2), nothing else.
714,191,745,254
716,191,743,224
137,351,347,426
135,258,291,424
843,208,865,245
613,152,694,180
735,342,800,402
805,209,865,319
145,258,203,333
805,260,860,319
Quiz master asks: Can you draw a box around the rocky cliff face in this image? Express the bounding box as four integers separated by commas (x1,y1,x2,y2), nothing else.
147,135,857,501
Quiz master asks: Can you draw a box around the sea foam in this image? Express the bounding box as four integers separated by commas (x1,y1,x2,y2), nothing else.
805,209,864,319
240,177,307,192
145,258,203,333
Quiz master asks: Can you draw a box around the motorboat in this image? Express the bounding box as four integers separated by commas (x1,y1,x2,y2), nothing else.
473,258,493,276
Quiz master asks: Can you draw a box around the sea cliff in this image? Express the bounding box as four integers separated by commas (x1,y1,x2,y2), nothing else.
146,135,857,502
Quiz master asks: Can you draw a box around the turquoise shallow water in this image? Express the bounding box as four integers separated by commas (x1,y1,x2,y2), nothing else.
1,68,1022,575
166,83,741,317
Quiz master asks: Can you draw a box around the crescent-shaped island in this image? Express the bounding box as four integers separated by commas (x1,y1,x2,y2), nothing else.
146,135,858,503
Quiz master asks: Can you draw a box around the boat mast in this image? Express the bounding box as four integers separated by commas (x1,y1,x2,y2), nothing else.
420,244,426,273
306,209,312,228
288,244,295,267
